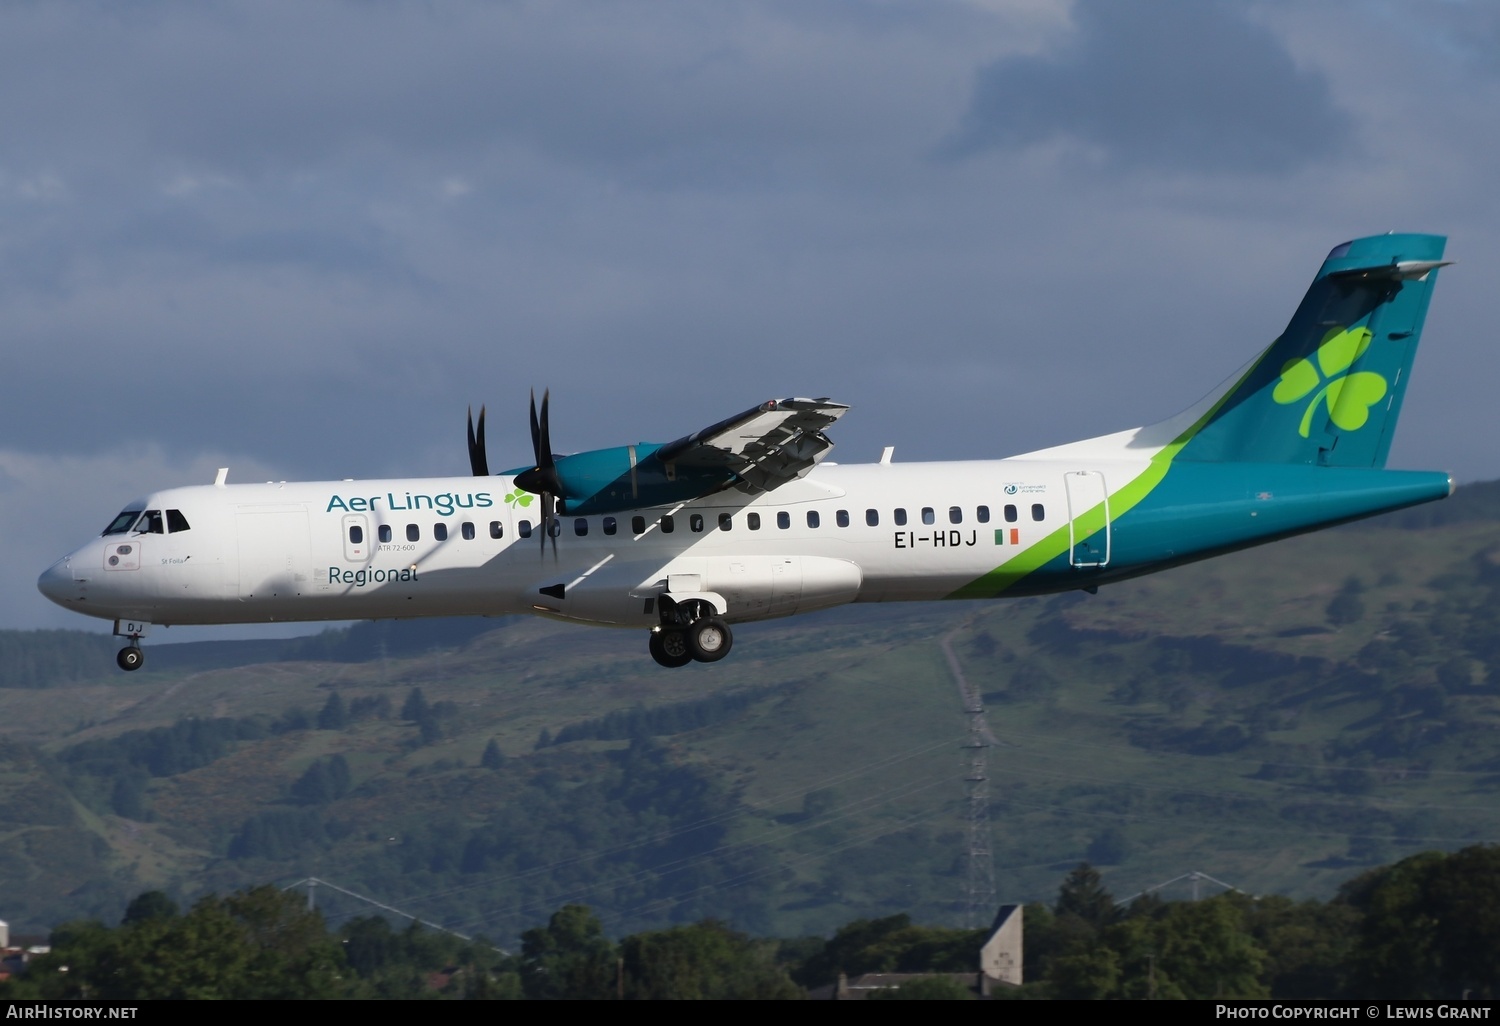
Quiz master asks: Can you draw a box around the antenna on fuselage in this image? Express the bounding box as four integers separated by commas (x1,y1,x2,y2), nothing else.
214,468,228,487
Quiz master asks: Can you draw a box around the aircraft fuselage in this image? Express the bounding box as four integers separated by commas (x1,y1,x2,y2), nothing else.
38,458,1451,637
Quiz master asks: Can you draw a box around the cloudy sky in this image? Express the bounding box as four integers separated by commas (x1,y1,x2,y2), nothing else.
6,0,1500,633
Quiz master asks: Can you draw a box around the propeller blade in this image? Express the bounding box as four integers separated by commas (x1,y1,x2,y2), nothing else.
541,492,556,560
528,389,542,466
466,405,489,477
537,389,553,470
519,387,560,560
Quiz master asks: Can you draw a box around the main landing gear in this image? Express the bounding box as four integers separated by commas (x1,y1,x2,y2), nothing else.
648,599,734,668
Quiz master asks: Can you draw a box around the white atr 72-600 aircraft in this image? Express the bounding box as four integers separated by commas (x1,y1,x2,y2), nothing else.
40,234,1456,672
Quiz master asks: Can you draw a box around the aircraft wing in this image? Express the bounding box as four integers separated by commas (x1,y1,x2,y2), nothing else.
656,397,850,492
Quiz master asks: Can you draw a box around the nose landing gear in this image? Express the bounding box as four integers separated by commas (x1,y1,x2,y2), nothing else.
112,619,150,672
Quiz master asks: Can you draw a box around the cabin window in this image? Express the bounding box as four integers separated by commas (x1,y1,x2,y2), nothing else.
747,512,761,531
378,525,392,543
631,515,646,534
689,514,704,533
519,520,533,538
976,506,990,524
603,516,617,536
661,515,675,534
718,513,733,531
572,518,586,536
166,509,191,533
807,510,821,528
866,509,879,527
949,506,963,524
140,510,165,534
777,511,791,529
462,522,476,540
434,523,448,541
406,524,420,542
1031,503,1045,522
549,519,562,538
489,521,503,539
921,507,935,526
348,525,363,545
894,508,907,526
836,510,850,527
1004,504,1018,523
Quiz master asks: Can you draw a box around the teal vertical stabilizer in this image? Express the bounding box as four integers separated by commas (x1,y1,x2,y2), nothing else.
1176,233,1448,468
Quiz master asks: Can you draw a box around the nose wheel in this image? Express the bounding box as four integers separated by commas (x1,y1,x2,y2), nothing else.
116,645,144,672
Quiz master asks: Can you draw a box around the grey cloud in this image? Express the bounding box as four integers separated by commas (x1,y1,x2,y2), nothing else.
945,0,1352,173
3,0,1500,643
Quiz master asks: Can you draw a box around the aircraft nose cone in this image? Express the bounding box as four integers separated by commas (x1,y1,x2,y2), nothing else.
38,559,76,608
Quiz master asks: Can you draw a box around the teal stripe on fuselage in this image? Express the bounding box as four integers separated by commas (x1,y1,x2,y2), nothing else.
1010,463,1452,595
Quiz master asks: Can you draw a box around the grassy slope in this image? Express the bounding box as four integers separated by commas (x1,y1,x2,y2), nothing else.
0,512,1497,939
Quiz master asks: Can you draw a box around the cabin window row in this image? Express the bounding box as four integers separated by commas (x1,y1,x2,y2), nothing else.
550,505,1046,537
345,503,1048,546
348,521,505,545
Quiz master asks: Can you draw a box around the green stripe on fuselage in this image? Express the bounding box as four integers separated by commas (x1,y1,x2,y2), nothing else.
948,358,1263,600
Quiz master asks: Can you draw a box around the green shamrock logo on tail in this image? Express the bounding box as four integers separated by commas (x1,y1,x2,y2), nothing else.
1272,326,1387,438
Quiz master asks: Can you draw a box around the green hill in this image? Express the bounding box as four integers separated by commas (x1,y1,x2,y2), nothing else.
3,482,1500,942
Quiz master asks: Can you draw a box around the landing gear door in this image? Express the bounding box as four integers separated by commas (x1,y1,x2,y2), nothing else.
1065,471,1111,568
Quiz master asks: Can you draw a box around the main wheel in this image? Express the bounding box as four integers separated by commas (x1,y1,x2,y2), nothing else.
649,630,692,668
117,646,144,672
686,618,733,663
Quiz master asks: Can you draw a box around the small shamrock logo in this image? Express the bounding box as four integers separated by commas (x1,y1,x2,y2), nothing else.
504,489,534,509
1272,326,1387,438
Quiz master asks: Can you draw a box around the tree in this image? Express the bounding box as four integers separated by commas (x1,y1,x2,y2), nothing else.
1048,944,1124,999
1145,896,1268,999
519,905,616,999
121,891,178,926
621,920,799,999
27,887,347,999
401,687,429,722
290,755,351,804
1244,894,1359,999
316,691,348,730
1343,845,1500,998
1327,577,1366,626
1056,863,1116,928
481,739,505,770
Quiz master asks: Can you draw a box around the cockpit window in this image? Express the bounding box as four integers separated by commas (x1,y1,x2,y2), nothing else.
103,510,143,535
138,510,165,534
166,509,191,533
